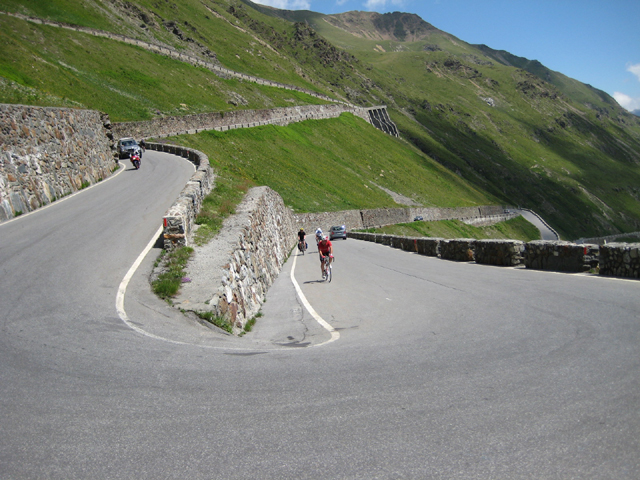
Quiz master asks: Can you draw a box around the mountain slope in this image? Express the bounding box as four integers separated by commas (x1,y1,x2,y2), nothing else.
260,7,640,239
1,1,640,239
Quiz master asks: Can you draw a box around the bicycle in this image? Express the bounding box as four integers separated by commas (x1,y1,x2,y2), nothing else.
322,254,333,282
298,239,307,255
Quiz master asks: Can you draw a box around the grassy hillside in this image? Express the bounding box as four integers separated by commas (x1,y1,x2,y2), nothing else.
0,13,328,121
283,9,640,239
166,113,496,213
2,0,640,240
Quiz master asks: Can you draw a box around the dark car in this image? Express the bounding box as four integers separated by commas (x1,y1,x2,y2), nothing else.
329,225,347,240
413,215,424,221
117,137,142,159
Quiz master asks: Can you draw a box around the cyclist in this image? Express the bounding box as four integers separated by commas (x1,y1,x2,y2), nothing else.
297,228,307,252
317,235,333,277
315,227,323,244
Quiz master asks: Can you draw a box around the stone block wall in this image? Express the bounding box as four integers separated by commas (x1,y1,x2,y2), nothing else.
524,241,599,273
112,104,375,141
194,187,297,332
599,243,640,278
440,239,476,262
347,233,638,279
416,238,443,257
0,104,115,222
475,239,525,266
293,205,513,235
145,142,214,250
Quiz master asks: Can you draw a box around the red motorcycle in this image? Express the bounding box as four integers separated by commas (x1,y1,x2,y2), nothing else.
130,152,141,170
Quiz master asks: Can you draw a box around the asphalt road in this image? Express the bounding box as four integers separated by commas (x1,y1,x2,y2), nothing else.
1,153,638,479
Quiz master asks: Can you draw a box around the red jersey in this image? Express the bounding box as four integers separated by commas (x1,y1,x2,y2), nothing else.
318,239,332,254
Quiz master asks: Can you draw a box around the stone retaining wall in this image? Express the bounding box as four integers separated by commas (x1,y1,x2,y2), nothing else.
524,241,599,273
112,104,374,140
347,232,637,279
475,239,525,266
599,243,640,278
0,104,115,222
210,187,296,331
294,205,513,234
172,186,296,333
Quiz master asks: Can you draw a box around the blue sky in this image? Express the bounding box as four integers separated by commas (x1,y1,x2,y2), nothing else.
252,0,640,113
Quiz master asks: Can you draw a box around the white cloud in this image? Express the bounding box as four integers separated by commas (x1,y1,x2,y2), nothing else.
251,0,311,9
613,92,640,112
628,63,640,82
363,0,407,11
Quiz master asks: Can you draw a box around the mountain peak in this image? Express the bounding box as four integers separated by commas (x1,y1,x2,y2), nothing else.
324,11,441,42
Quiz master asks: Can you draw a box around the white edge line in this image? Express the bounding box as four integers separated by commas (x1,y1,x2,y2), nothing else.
290,253,340,347
116,226,190,345
114,148,338,349
116,228,340,350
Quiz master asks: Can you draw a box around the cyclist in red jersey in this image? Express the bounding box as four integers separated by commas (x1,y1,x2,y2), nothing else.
318,235,333,277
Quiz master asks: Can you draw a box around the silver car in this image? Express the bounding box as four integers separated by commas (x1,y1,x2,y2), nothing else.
329,225,347,240
117,137,142,159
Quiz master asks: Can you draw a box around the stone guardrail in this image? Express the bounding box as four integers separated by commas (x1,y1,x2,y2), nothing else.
576,231,640,245
599,243,640,278
347,232,639,279
293,205,515,234
112,104,375,141
144,142,214,249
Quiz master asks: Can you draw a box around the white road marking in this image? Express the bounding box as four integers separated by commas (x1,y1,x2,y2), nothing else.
116,226,189,345
290,253,340,346
116,229,339,349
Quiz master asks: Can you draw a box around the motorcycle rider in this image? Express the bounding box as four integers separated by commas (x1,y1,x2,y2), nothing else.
130,150,141,169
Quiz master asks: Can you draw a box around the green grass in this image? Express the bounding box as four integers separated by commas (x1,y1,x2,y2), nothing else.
192,176,253,245
360,215,541,241
0,13,330,121
195,311,233,334
3,1,640,240
166,113,497,214
152,247,194,300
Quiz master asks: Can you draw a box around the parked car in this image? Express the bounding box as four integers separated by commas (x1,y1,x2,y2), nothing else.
329,225,347,240
117,137,142,159
413,215,424,221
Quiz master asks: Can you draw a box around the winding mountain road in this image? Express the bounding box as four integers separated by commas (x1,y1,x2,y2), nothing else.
1,152,638,479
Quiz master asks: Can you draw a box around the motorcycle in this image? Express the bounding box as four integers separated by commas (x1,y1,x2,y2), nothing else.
130,151,141,170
